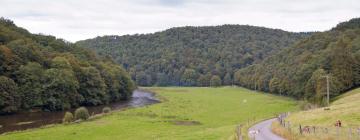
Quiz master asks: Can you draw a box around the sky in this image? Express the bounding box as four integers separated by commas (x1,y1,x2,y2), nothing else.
1,0,359,42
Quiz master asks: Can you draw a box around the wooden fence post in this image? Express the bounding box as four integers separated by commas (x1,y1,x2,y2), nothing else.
237,125,242,140
313,126,316,135
299,125,302,135
348,128,352,140
288,121,291,133
283,119,286,127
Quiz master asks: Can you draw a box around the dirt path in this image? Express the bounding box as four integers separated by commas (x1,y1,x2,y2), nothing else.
248,118,285,140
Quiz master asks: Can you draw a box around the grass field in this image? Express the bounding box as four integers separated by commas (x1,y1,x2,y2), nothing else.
0,87,298,140
272,88,360,140
287,88,360,126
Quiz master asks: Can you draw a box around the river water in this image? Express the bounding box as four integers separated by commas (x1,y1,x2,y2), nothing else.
0,90,159,134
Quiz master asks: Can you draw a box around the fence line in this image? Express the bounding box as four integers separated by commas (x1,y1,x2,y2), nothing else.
234,116,259,140
277,113,360,140
236,124,243,140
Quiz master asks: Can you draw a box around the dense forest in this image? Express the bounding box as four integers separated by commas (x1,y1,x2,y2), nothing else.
0,18,135,114
77,25,310,86
235,18,360,104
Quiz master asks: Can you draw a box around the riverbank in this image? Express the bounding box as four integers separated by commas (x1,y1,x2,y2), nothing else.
0,87,298,140
0,90,158,134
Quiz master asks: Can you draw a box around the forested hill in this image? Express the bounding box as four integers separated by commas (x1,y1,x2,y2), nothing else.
77,25,310,86
235,18,360,104
0,18,135,114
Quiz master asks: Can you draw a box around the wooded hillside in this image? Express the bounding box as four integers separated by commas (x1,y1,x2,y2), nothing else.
235,18,360,104
0,18,135,114
77,25,310,86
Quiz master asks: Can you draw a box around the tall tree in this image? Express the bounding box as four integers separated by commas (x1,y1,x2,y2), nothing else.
77,66,107,106
223,73,232,85
181,69,197,86
16,62,44,109
0,76,20,114
269,77,280,94
210,75,222,87
42,68,81,110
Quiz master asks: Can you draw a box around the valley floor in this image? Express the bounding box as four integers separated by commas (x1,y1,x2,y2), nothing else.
0,87,298,140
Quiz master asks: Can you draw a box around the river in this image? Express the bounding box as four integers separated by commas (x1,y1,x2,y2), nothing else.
0,90,159,134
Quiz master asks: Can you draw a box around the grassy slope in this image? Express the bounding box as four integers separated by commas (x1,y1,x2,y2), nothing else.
272,88,360,140
287,88,360,127
0,87,298,140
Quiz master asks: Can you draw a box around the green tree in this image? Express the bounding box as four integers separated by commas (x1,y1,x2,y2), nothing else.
269,77,280,94
42,68,81,111
155,73,168,86
51,56,72,69
16,62,44,109
0,76,20,114
135,71,151,86
305,69,328,103
331,38,355,90
181,69,197,86
223,73,232,85
0,45,20,76
96,63,135,102
354,52,360,86
197,72,212,86
77,66,107,106
210,75,222,87
6,39,44,64
234,70,242,85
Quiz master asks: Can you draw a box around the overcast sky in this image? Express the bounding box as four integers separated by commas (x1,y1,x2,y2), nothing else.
1,0,359,42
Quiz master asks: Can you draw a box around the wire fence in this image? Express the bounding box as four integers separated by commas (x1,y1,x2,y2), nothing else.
277,113,360,140
234,117,259,140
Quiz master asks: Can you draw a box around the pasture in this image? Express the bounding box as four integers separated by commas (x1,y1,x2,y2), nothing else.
0,87,298,140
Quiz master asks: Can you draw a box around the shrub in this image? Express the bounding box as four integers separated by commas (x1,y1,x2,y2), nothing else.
62,111,74,124
102,107,111,114
74,107,90,120
299,101,318,110
210,75,222,87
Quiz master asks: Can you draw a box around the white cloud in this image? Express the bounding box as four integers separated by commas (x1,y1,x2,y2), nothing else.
1,0,359,42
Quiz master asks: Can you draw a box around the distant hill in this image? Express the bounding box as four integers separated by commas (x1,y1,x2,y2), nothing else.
77,25,310,86
235,18,360,103
0,18,135,114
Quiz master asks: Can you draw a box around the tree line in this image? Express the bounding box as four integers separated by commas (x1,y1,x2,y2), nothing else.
0,18,135,114
77,25,310,87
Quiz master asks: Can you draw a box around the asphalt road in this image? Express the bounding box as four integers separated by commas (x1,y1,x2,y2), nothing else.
248,118,285,140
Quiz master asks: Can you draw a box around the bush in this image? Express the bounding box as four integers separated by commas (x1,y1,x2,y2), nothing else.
299,101,318,110
62,111,74,124
210,75,222,87
102,107,111,114
74,107,90,120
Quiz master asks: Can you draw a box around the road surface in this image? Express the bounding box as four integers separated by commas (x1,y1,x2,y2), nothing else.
248,118,285,140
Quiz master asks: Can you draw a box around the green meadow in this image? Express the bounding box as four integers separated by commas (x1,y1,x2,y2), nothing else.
0,87,298,140
287,88,360,126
